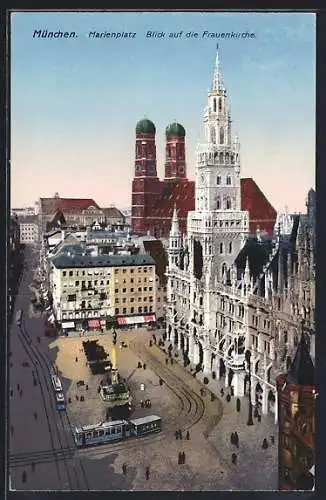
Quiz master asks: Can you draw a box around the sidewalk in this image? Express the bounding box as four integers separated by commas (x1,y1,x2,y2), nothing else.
159,342,278,490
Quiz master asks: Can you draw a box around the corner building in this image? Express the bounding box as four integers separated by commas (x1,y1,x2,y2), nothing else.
166,48,316,421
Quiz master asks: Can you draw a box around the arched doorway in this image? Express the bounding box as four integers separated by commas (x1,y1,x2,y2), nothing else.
180,333,185,352
268,389,275,413
255,382,263,406
244,374,250,395
219,359,226,378
228,368,234,387
198,342,203,366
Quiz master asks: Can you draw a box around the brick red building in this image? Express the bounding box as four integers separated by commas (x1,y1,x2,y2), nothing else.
131,119,277,237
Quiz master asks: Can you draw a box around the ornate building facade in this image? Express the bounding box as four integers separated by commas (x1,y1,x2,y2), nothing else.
165,48,315,422
131,52,277,238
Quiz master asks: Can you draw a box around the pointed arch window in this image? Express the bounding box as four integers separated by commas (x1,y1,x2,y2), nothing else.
229,242,233,254
211,127,216,144
226,198,232,210
219,127,224,145
221,263,227,278
216,198,221,209
216,175,221,185
213,98,217,112
218,98,222,111
226,175,231,185
219,242,224,254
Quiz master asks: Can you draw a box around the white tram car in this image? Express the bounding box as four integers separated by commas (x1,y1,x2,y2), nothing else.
74,415,161,448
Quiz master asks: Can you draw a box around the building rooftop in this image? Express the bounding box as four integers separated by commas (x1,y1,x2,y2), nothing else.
51,253,155,269
40,197,100,214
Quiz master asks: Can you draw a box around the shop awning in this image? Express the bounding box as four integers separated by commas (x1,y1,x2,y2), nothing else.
117,314,156,326
88,319,101,328
62,321,75,329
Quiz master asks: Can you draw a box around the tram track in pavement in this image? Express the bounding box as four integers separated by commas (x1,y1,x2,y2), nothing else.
12,321,89,490
74,338,207,460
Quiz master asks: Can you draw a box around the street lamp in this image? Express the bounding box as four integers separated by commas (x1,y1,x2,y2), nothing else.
245,349,254,426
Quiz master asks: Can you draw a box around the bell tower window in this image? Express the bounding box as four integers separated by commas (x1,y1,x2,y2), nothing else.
211,127,216,144
218,98,222,111
219,127,224,144
213,98,217,112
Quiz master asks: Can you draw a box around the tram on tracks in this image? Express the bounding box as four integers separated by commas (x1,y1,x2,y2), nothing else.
73,415,161,448
51,374,66,411
16,309,23,327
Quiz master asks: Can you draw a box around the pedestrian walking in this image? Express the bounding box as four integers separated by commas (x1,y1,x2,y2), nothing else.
182,452,186,464
75,357,78,362
175,430,179,440
186,430,190,440
179,429,182,440
262,438,269,449
122,463,127,475
231,432,235,445
178,452,182,465
231,453,237,465
143,363,146,370
145,466,150,480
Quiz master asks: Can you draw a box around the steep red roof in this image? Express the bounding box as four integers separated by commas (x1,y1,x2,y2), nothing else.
150,180,195,219
241,178,277,235
40,197,100,214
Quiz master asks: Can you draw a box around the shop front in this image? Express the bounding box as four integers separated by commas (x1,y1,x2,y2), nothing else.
117,314,156,329
61,321,76,336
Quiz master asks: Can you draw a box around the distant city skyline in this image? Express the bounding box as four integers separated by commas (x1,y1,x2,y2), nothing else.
11,11,315,212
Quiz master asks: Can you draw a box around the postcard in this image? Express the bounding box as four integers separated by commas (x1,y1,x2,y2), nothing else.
9,10,316,492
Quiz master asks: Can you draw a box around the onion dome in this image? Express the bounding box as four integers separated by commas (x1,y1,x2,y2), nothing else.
136,118,156,134
165,122,186,137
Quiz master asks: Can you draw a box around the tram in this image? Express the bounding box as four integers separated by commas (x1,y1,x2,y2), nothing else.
73,415,161,448
51,374,62,392
55,392,66,411
16,309,23,327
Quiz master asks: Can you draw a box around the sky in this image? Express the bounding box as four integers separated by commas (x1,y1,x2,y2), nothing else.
11,11,315,212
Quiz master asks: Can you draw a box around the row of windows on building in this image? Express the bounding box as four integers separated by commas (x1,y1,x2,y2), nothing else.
61,266,152,277
63,294,158,305
62,305,154,316
197,197,234,210
198,151,237,166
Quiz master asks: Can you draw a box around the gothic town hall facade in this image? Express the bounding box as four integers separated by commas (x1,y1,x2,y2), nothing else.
165,49,316,422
